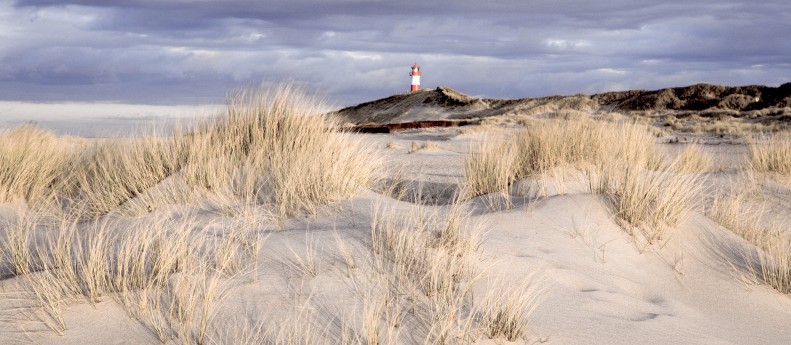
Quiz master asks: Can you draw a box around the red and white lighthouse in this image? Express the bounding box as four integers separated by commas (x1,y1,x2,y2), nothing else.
409,63,421,92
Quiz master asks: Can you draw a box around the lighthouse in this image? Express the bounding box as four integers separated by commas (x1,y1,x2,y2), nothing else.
409,63,421,92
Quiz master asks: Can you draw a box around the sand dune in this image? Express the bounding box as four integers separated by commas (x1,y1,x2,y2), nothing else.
336,83,791,134
1,84,791,344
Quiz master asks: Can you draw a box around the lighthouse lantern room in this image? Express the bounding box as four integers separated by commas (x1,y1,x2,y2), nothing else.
410,63,421,92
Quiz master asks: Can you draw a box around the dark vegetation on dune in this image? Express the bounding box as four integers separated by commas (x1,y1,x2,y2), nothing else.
593,83,791,112
348,119,481,133
336,82,791,126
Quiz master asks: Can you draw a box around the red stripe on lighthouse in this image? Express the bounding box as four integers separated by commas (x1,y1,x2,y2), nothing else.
410,63,421,92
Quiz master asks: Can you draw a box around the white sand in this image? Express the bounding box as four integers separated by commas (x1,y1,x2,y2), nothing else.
2,127,791,344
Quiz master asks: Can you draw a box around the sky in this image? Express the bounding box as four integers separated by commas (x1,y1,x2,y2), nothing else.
1,0,790,116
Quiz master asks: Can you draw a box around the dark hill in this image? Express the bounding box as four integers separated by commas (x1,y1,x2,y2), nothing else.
592,83,791,112
336,83,791,125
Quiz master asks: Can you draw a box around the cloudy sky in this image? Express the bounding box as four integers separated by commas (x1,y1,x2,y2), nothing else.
1,0,790,110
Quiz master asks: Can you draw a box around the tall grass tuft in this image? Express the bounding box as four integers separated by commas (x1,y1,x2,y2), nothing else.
756,231,791,294
464,120,666,205
749,132,791,180
477,277,543,342
710,188,791,294
369,202,485,344
3,207,39,275
592,161,700,245
44,83,378,219
514,120,663,177
464,140,518,209
61,137,180,218
0,125,72,206
178,84,380,218
464,119,699,246
673,144,713,173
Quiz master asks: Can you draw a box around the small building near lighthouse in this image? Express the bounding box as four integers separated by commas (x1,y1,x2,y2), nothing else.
410,63,421,92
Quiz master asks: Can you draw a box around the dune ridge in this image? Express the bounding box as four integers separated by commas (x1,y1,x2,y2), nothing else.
337,83,791,130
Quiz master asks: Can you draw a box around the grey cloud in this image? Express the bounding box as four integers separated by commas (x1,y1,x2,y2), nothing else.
2,0,790,106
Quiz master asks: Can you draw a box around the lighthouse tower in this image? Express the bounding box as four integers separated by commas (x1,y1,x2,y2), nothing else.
409,63,421,92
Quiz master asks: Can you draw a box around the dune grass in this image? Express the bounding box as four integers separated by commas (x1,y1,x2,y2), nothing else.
61,137,181,218
176,85,379,219
755,232,791,295
3,207,37,276
0,125,73,206
3,84,378,220
477,277,543,342
464,119,700,245
674,144,713,173
710,185,791,294
514,119,663,177
464,120,665,204
0,83,383,344
749,132,791,182
367,201,544,344
6,209,243,343
591,161,700,245
464,140,518,209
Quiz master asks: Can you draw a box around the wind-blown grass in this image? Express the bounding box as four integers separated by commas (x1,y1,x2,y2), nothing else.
36,84,379,219
514,119,663,177
0,125,73,206
674,144,713,173
749,132,791,182
464,120,666,205
477,277,543,342
176,84,380,218
710,186,791,294
464,119,699,245
61,137,180,218
591,161,700,245
464,140,518,209
0,83,381,344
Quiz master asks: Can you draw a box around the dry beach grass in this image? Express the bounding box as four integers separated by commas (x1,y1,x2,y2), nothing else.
464,119,700,246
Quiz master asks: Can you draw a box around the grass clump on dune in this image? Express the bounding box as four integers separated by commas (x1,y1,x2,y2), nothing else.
176,84,379,218
464,140,518,209
749,132,791,181
477,277,542,342
45,83,379,219
367,202,542,344
464,119,666,200
61,137,181,218
0,125,73,206
592,161,700,245
5,212,237,341
464,120,665,206
671,144,713,173
710,187,791,294
514,119,662,177
755,232,791,294
533,121,699,245
464,119,699,245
